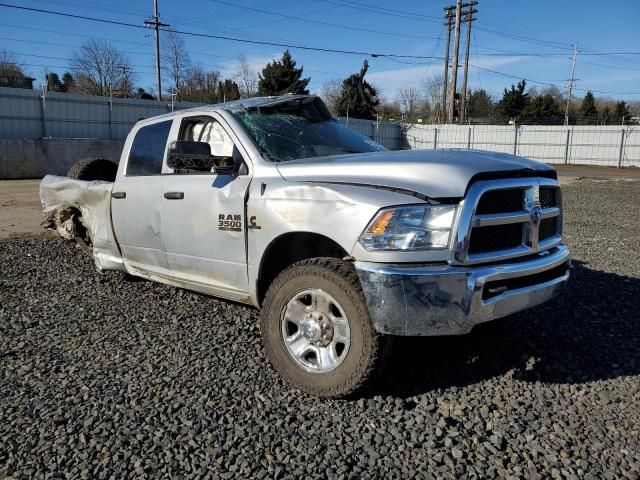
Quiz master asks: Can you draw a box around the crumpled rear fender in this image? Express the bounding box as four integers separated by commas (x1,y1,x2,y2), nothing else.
39,175,125,272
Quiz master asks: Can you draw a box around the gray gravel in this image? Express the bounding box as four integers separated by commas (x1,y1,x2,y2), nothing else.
1,178,639,479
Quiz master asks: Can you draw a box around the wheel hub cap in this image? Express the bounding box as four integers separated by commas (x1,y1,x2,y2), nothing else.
281,288,351,373
301,313,334,346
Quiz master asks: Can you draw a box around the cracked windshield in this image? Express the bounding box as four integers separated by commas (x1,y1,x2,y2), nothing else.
232,98,386,162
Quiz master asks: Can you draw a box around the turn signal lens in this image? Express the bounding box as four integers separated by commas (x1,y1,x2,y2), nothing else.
366,210,395,234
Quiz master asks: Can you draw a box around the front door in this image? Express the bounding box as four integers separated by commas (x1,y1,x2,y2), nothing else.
160,115,252,301
111,119,173,276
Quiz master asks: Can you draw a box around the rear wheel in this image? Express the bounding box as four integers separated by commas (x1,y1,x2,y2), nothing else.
67,158,118,182
260,257,390,397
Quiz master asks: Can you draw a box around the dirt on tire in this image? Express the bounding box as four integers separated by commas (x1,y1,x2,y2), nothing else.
67,158,118,182
260,257,391,398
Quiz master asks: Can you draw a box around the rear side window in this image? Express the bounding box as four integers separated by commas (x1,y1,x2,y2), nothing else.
127,120,172,175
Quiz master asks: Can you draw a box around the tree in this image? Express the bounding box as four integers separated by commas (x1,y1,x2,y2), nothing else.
320,78,342,115
397,87,429,123
335,60,379,120
0,51,33,89
613,101,631,124
135,88,154,100
257,50,310,96
377,98,402,120
71,40,135,96
540,85,564,104
423,75,446,123
466,89,493,120
522,94,563,124
162,29,190,98
62,72,75,92
578,91,598,125
235,55,259,98
497,80,528,122
218,79,241,102
599,105,613,125
180,65,220,103
46,72,64,92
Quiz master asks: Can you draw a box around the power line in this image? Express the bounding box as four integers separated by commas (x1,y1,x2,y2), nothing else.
5,3,640,61
469,64,640,96
473,25,572,50
207,0,440,41
3,3,639,96
315,0,442,23
316,0,573,51
0,3,443,60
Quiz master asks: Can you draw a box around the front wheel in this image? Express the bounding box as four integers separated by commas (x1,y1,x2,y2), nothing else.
260,258,390,397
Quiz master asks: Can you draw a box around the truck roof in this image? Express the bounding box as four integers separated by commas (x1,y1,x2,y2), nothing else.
136,94,315,124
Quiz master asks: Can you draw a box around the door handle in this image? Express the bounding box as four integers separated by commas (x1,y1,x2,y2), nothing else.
111,191,126,199
164,191,184,200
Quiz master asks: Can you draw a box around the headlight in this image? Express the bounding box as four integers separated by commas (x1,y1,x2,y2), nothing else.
359,204,457,251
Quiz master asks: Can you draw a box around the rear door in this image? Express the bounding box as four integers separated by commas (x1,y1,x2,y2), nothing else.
160,114,253,300
111,119,172,275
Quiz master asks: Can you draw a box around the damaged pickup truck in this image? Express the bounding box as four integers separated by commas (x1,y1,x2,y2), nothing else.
41,94,570,397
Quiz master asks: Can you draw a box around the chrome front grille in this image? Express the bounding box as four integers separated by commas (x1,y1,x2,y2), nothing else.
452,178,563,265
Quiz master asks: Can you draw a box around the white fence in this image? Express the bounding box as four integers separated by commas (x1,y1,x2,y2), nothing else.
0,86,203,140
405,124,640,168
1,87,638,167
0,87,403,150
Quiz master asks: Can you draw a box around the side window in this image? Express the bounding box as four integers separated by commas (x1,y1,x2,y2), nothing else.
127,120,172,176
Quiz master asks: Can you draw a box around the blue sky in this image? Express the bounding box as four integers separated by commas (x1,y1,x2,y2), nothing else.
2,0,640,101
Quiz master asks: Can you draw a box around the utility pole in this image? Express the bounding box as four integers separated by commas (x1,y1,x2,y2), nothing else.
442,6,454,122
145,0,169,101
564,42,578,126
459,2,477,124
447,0,462,123
119,65,130,98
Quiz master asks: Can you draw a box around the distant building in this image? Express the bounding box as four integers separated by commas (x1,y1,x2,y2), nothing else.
0,72,35,89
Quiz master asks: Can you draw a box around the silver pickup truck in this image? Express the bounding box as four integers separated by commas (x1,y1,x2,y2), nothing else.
41,94,570,397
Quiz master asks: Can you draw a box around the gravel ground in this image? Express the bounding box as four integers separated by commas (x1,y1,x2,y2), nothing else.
1,178,639,479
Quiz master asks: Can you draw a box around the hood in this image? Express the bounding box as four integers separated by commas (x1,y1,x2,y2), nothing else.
275,149,555,199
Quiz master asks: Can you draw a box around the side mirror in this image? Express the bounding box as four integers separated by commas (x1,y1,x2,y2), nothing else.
167,141,234,173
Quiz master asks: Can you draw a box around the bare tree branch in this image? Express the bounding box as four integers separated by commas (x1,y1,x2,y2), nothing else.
162,29,190,98
71,40,135,97
320,79,342,115
397,86,429,123
234,55,258,98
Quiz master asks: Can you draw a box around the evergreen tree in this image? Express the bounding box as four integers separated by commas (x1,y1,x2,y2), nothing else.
466,89,493,119
497,80,528,122
257,50,310,96
135,88,154,100
335,60,379,120
613,101,631,124
578,91,598,125
218,79,241,102
46,73,64,92
62,72,75,92
522,94,562,124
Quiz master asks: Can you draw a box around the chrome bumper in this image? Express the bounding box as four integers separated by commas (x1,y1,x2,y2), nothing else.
355,245,570,336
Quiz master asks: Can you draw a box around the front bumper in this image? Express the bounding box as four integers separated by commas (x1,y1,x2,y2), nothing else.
355,244,570,336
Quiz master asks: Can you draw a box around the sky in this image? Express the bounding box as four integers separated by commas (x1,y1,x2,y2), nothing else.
2,0,640,102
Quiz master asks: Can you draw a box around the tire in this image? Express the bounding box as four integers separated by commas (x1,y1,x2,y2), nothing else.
260,257,391,398
67,158,118,182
